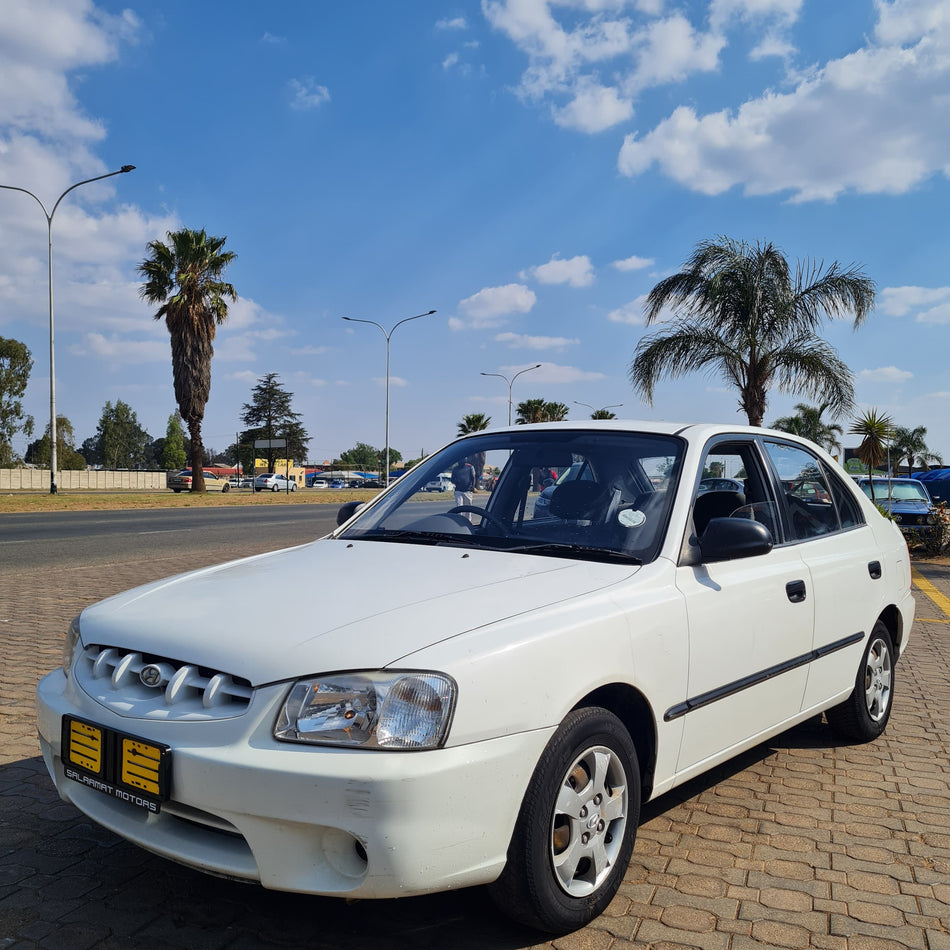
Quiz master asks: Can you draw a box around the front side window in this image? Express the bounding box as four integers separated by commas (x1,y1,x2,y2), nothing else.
338,429,686,564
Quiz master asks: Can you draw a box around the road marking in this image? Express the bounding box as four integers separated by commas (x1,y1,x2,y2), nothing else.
912,568,950,621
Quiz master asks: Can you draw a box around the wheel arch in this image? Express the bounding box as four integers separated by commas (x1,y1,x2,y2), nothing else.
877,604,904,659
573,683,657,802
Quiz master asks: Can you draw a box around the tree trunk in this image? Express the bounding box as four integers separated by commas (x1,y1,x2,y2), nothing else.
189,420,205,492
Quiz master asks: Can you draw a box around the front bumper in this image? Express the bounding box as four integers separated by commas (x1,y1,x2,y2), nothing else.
36,670,552,898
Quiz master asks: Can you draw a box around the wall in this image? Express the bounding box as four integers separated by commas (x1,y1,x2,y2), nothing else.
0,469,167,491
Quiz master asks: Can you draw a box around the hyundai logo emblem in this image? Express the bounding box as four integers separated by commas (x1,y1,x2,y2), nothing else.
140,664,165,688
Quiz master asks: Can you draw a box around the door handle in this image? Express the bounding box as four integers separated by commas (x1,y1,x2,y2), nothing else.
786,579,807,604
868,561,882,579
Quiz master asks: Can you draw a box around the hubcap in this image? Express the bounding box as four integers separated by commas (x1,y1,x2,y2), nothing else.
549,745,628,897
864,636,892,722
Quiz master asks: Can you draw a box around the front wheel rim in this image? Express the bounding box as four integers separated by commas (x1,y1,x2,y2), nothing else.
864,636,892,722
549,745,628,897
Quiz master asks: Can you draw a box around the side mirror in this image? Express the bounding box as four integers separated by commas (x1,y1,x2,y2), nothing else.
336,500,365,526
700,517,773,563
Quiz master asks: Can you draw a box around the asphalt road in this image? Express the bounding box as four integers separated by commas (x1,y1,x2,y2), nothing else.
0,505,341,573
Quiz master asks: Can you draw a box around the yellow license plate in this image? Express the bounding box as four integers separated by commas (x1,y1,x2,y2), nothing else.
62,716,169,813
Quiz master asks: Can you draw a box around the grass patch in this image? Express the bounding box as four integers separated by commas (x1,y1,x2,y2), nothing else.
0,489,380,514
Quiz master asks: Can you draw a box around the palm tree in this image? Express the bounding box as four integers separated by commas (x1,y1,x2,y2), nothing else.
457,413,491,436
590,408,618,420
630,236,876,426
543,402,570,421
889,425,942,475
849,409,893,501
139,229,237,492
771,402,843,454
515,399,548,424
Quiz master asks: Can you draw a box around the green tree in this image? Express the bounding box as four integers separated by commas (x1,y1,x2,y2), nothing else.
590,408,618,420
26,415,86,470
630,236,875,426
889,425,942,475
339,442,384,472
240,373,310,473
849,409,893,501
771,402,844,455
0,336,34,467
97,400,152,470
544,401,570,421
138,228,237,492
457,413,491,436
161,413,187,471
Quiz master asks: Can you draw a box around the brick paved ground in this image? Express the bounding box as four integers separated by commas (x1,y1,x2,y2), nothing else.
1,548,948,949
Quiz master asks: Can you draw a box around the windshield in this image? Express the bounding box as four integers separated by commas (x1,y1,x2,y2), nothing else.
860,481,930,503
337,428,685,564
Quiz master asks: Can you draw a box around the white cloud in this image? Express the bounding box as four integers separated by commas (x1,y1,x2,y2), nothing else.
709,0,802,30
494,332,579,348
607,295,648,324
70,332,166,364
554,80,633,132
749,33,796,59
612,254,654,271
522,254,594,287
373,376,408,387
288,77,331,111
626,14,724,92
858,366,914,384
527,362,606,383
436,17,468,30
457,282,537,327
443,52,460,70
618,4,950,201
291,345,329,356
879,285,950,316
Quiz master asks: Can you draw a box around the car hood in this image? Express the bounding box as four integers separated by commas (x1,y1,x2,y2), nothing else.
79,539,638,685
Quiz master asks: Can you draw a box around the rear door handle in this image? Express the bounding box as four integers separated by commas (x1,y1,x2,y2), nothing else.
868,561,882,579
786,579,807,604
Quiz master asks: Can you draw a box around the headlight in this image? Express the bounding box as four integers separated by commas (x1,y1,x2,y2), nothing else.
274,671,456,750
62,616,82,677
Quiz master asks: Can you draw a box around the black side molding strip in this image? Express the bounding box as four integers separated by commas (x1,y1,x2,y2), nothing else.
664,631,865,722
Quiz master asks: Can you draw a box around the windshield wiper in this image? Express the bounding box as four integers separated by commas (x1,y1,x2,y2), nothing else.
346,529,474,546
498,541,642,564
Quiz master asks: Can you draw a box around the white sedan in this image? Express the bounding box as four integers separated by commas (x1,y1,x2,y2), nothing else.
253,473,297,492
36,421,913,933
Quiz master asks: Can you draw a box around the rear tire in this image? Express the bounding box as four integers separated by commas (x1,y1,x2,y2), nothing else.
826,620,894,742
222,484,230,493
488,707,640,933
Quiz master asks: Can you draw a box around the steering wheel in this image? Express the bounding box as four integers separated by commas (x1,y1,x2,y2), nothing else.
448,506,508,533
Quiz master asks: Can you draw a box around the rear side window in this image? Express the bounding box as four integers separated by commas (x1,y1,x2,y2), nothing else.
763,441,839,540
825,469,863,529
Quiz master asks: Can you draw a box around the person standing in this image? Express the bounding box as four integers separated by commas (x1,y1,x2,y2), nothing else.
451,457,477,513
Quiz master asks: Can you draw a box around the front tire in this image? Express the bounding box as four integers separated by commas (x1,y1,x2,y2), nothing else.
222,483,230,493
826,620,894,742
488,707,640,933
290,483,297,492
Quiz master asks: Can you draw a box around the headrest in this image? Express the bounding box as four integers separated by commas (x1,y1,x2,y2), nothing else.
693,490,746,535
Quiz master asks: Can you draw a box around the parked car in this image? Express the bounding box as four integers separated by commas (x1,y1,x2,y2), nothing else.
254,473,297,492
310,479,328,489
698,476,744,494
424,473,453,492
329,479,345,489
166,469,230,493
857,477,936,536
37,422,913,934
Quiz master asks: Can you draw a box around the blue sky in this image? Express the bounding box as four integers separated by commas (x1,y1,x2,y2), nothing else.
1,0,948,466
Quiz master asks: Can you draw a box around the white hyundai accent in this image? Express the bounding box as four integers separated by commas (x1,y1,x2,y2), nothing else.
36,421,914,933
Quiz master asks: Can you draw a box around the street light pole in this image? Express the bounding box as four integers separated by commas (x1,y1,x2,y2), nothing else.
574,401,623,418
342,309,436,487
480,364,542,425
0,165,135,493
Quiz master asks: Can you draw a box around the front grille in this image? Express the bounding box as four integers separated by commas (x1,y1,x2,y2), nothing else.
76,645,253,721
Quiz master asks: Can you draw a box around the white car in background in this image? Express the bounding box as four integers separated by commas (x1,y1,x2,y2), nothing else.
254,473,297,492
36,421,913,933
